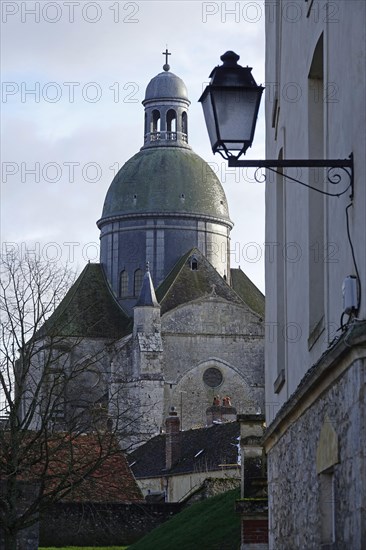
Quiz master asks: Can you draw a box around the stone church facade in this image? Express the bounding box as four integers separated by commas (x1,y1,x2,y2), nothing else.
32,59,265,449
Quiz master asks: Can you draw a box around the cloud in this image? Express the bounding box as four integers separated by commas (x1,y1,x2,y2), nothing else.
1,0,265,291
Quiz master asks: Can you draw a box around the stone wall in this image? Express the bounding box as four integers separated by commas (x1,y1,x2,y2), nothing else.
40,501,182,547
185,477,241,505
0,481,40,550
267,359,366,549
162,298,264,429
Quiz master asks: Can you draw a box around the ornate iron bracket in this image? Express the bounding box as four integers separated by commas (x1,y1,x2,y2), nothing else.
227,153,354,199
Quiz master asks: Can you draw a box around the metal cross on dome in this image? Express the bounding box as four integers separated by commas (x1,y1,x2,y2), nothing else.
162,47,171,71
162,47,171,64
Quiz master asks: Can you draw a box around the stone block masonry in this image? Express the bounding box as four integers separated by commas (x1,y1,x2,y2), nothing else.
266,358,366,549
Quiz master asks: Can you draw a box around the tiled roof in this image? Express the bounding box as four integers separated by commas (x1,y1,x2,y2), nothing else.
1,432,143,503
156,248,244,315
129,422,240,478
43,263,131,338
230,268,265,318
40,258,263,340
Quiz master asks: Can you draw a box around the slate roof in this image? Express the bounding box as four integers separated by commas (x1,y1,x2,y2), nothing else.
136,268,159,307
230,268,265,318
156,248,246,316
129,422,240,478
41,254,264,340
42,263,131,338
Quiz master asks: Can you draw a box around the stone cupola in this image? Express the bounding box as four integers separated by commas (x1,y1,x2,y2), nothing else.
141,49,190,150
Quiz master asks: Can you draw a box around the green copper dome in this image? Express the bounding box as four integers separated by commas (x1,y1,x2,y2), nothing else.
100,147,231,222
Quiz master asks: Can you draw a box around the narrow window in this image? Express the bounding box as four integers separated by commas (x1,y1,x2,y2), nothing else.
151,109,161,138
120,270,128,297
182,111,188,135
190,256,198,271
167,109,177,132
134,268,143,296
308,34,325,346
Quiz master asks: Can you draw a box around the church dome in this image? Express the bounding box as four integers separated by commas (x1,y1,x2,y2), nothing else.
144,71,188,102
100,147,231,222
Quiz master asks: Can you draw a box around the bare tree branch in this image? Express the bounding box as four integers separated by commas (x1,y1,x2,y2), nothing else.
0,252,145,549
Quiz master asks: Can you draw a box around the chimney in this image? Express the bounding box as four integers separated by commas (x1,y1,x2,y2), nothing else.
206,396,237,426
165,407,181,470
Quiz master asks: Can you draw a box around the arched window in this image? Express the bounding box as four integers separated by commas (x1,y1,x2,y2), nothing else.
120,270,128,297
151,109,161,134
144,112,148,138
134,268,144,296
167,109,177,133
190,256,198,271
182,111,188,136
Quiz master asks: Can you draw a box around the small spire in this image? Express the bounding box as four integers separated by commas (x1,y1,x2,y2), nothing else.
146,261,150,272
136,268,159,307
162,47,171,71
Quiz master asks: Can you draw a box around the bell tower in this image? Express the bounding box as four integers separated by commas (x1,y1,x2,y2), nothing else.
141,49,190,150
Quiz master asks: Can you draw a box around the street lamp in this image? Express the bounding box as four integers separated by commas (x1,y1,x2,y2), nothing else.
199,51,264,160
199,51,353,198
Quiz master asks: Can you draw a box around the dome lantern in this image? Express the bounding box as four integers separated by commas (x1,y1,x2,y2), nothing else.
141,50,191,150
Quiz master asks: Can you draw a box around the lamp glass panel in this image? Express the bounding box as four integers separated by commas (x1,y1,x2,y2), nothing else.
200,91,219,149
212,88,260,148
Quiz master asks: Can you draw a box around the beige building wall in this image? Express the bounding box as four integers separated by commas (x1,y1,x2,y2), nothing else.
137,467,240,503
264,2,366,548
265,0,366,422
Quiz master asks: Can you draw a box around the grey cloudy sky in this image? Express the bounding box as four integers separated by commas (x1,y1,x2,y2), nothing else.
1,0,266,291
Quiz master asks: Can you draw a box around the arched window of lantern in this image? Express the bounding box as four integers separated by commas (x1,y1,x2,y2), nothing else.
151,109,161,132
167,109,177,132
120,270,128,297
182,111,188,135
134,268,144,296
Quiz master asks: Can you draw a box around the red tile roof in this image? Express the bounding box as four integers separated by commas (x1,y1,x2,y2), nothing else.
1,432,143,503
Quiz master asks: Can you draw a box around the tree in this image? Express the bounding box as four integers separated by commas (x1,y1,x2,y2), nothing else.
0,253,143,550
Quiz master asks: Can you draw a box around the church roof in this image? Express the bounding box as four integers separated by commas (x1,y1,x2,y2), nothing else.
155,248,262,316
98,147,231,224
144,70,189,102
42,257,263,340
129,421,240,478
230,268,265,318
43,263,130,338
